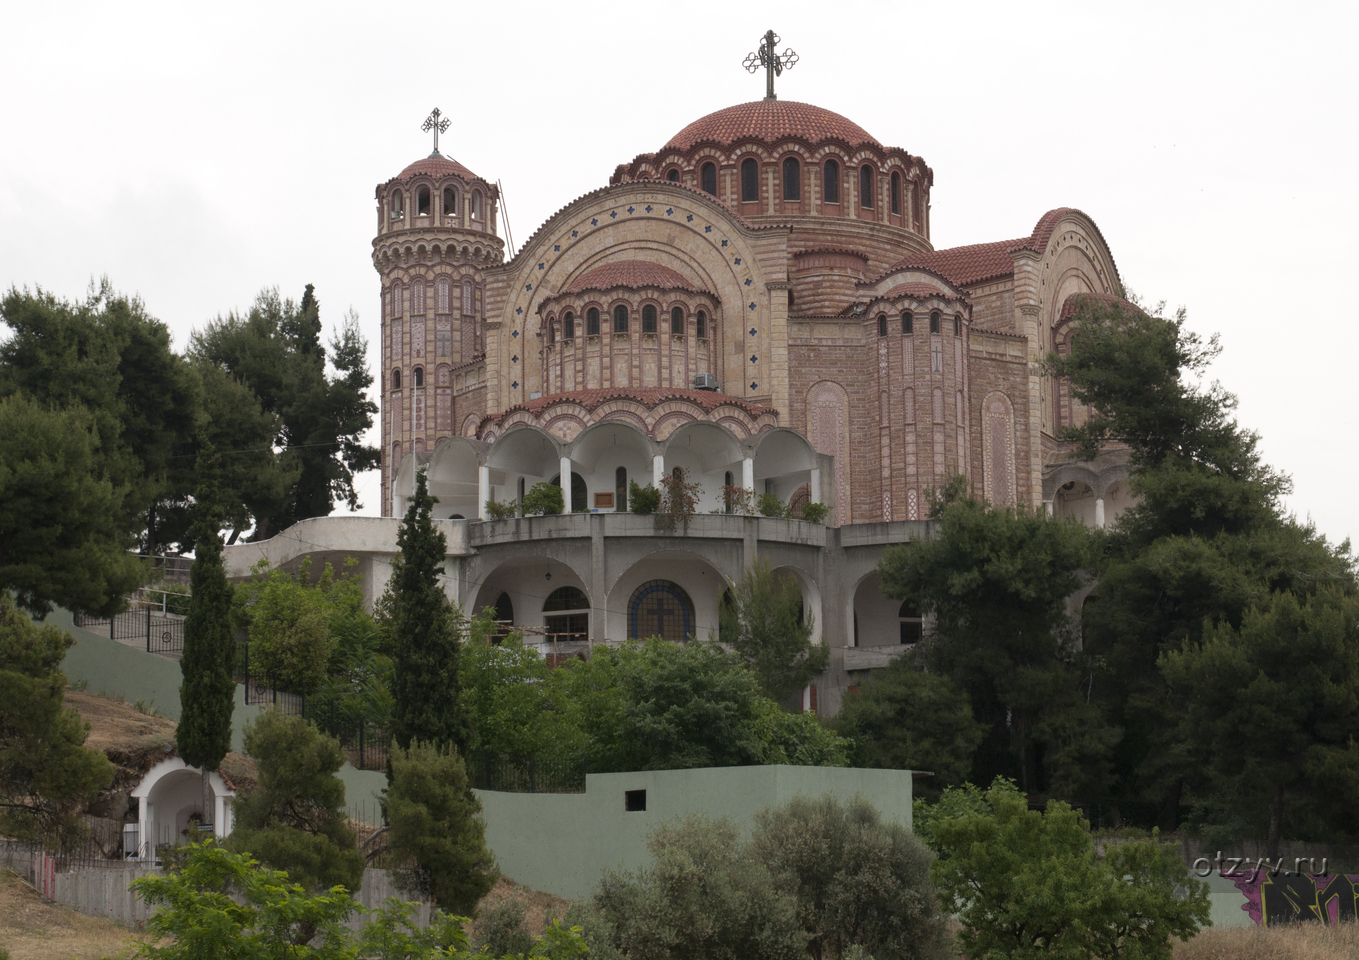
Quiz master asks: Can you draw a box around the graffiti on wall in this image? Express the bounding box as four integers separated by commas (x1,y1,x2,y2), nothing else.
1230,871,1359,926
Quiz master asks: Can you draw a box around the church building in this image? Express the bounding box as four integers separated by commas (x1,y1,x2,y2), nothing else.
227,37,1132,712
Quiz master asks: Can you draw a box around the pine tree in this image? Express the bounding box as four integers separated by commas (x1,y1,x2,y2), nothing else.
383,469,469,757
176,447,237,813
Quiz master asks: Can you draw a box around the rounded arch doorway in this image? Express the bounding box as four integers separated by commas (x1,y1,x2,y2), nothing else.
629,580,694,643
543,586,589,643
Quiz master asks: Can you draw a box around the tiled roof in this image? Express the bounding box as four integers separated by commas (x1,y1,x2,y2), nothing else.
509,388,771,417
886,208,1118,288
877,282,965,302
1058,291,1143,322
564,260,705,295
396,153,483,184
665,100,877,151
890,238,1025,286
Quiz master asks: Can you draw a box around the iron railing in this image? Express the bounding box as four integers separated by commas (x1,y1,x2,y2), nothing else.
73,607,185,657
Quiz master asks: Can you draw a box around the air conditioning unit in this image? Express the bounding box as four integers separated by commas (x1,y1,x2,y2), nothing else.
693,373,720,391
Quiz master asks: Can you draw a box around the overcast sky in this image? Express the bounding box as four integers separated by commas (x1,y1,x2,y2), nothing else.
3,1,1355,547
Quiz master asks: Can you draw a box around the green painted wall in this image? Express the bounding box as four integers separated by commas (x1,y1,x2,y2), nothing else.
51,607,265,753
470,765,913,900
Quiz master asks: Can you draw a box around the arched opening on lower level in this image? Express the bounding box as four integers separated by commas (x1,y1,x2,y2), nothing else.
850,571,903,648
628,580,695,643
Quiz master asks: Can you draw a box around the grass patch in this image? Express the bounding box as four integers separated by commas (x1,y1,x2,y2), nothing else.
1173,921,1359,960
0,868,147,960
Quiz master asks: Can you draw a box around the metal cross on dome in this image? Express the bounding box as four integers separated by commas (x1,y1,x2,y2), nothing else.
422,108,451,157
743,29,798,101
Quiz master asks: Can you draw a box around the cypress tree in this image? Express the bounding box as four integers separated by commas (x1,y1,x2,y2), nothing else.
384,469,469,757
176,447,236,815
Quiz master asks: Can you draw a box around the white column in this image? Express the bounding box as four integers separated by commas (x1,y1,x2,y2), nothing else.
1095,498,1106,529
742,457,755,495
478,464,490,519
561,457,573,513
653,454,664,487
810,467,821,504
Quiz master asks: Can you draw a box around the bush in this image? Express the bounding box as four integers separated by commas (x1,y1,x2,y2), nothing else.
233,557,366,695
628,479,660,514
831,656,985,794
522,482,564,516
657,468,701,530
750,795,953,960
484,499,517,521
756,493,787,518
385,739,497,914
590,814,805,960
227,711,364,895
799,502,828,524
930,782,1210,960
474,899,535,957
722,485,755,515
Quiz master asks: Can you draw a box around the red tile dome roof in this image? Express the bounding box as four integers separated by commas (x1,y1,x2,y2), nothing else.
565,260,705,295
665,100,877,151
396,153,483,183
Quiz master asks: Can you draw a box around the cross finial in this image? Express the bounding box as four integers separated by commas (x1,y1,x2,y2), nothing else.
422,108,451,158
742,29,798,101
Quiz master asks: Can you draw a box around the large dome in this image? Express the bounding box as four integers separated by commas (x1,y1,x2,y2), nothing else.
664,100,877,152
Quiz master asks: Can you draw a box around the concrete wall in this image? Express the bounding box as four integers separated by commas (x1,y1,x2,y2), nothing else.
473,764,913,900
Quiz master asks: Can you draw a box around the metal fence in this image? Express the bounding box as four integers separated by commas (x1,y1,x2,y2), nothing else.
468,754,588,794
73,607,185,657
306,701,391,772
235,641,306,715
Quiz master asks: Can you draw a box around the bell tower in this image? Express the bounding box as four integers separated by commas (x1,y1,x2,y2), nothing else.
373,109,504,515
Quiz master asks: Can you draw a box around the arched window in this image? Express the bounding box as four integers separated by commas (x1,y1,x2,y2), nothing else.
587,307,600,336
899,600,923,644
443,186,458,218
417,186,431,216
666,168,680,182
642,304,657,334
461,279,474,315
391,368,401,390
877,314,887,338
490,591,514,643
547,322,555,345
411,366,423,388
544,587,589,643
629,580,695,643
390,189,404,219
890,172,901,214
902,311,913,334
670,306,684,334
563,311,575,339
615,466,628,511
954,315,963,337
741,158,759,202
701,162,717,196
672,465,683,482
782,157,800,201
613,304,629,333
823,159,840,203
696,310,707,339
723,470,734,512
471,190,483,219
930,311,941,335
859,165,874,209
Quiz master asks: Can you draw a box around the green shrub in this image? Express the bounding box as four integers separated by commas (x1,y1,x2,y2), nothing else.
627,479,660,514
522,481,564,516
751,794,953,960
473,898,534,958
756,493,787,518
484,499,517,521
799,502,828,524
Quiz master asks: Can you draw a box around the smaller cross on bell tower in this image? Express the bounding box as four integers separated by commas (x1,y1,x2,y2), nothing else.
743,29,799,101
422,108,451,158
